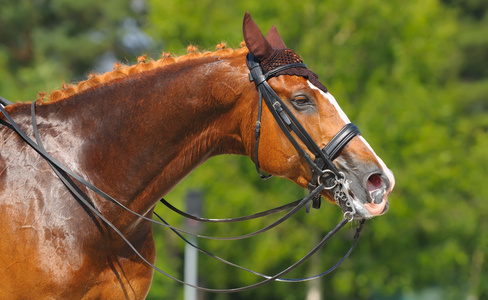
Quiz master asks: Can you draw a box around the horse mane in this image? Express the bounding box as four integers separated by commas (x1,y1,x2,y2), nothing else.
41,42,248,103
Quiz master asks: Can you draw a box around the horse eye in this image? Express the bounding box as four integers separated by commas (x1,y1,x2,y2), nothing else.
292,96,311,107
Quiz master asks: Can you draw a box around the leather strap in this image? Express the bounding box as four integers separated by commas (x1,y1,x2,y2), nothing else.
322,123,361,160
0,96,13,106
264,63,307,79
254,90,272,179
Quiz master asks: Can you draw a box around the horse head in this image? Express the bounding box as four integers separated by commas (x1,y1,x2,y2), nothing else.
242,12,395,219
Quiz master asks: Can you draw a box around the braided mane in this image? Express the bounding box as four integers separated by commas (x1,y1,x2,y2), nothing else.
42,43,248,103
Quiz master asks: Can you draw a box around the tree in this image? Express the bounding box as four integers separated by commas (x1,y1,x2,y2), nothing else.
2,0,486,299
0,0,147,102
145,0,487,299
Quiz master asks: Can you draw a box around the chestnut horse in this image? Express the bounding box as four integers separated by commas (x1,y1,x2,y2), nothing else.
0,13,394,299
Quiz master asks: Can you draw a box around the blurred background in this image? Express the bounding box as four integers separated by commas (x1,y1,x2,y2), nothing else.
1,0,487,299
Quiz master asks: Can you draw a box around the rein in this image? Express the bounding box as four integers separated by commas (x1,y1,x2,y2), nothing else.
0,54,365,292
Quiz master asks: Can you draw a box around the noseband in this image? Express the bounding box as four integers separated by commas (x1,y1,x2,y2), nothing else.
246,53,361,217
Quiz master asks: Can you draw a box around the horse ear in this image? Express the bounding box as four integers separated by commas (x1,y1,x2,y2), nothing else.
266,25,286,49
243,12,273,61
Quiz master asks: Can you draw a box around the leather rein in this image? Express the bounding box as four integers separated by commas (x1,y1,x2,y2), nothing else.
0,54,364,292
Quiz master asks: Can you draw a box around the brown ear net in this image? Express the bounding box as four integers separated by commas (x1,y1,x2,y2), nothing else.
243,12,328,93
260,48,329,93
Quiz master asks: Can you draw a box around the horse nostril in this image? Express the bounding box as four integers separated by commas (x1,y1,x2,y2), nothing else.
368,173,383,189
367,173,385,204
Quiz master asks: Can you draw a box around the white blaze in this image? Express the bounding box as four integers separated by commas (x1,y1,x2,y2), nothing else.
307,81,390,176
307,82,351,124
307,81,395,213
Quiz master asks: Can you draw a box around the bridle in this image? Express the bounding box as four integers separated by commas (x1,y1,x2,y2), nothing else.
0,52,365,293
246,52,361,217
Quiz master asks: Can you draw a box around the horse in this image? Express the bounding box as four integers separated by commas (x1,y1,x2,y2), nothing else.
0,12,394,299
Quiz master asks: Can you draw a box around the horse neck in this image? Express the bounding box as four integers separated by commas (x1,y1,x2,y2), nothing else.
36,54,255,229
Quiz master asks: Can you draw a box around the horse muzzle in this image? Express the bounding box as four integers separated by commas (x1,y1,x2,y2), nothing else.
333,167,395,219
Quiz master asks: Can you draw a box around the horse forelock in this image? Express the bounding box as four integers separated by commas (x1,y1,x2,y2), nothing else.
41,43,249,103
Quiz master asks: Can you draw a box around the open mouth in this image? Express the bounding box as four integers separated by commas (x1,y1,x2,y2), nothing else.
332,173,390,219
342,190,389,219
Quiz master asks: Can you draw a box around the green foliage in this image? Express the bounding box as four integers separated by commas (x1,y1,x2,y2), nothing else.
0,0,140,101
1,0,487,299
144,1,487,299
